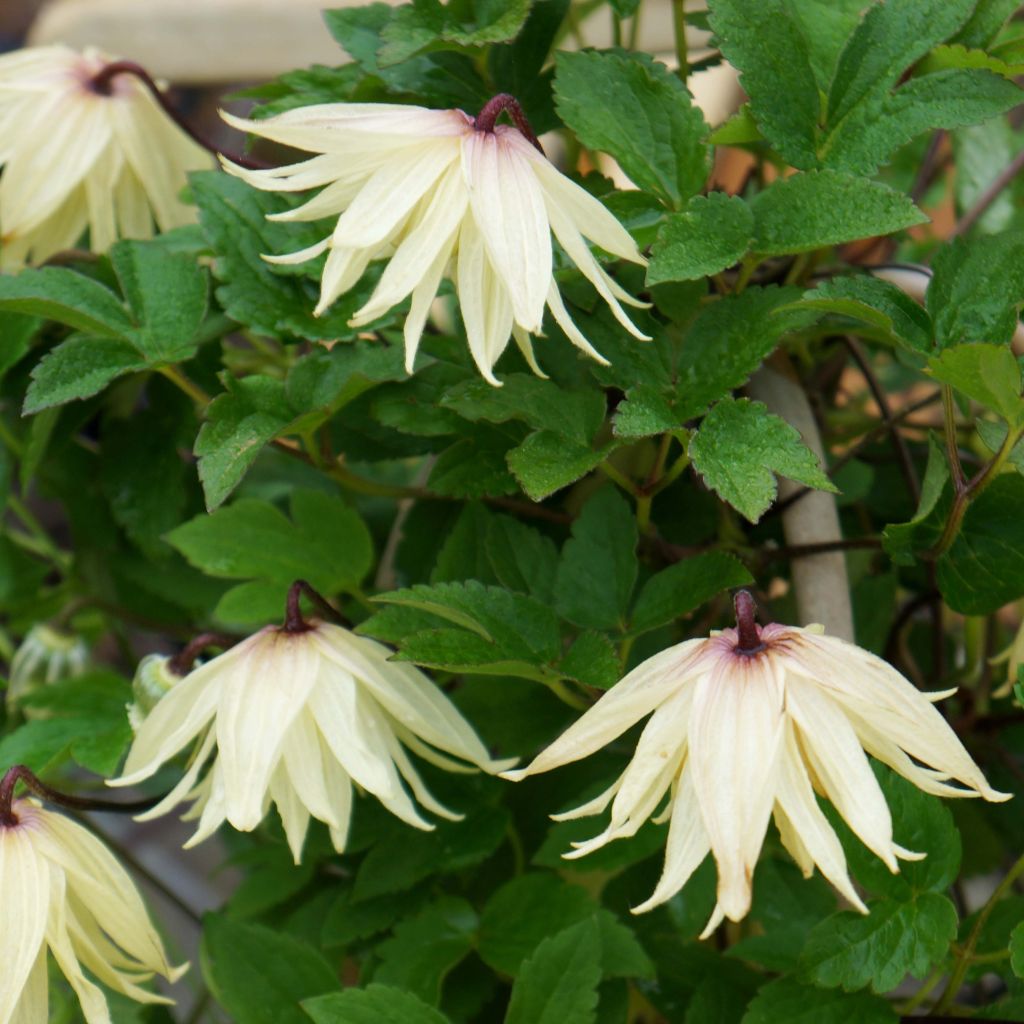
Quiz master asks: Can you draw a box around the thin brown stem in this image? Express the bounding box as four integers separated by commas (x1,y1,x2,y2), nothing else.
283,580,350,633
88,60,267,170
952,144,1024,237
167,632,237,677
733,590,765,655
474,94,544,153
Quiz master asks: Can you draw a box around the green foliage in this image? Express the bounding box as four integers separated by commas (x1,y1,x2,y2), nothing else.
304,986,452,1024
690,398,836,522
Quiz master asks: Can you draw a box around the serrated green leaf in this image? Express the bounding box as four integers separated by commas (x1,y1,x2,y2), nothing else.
953,0,1019,47
505,918,602,1024
559,631,621,689
784,276,933,353
787,0,867,91
486,515,559,603
800,894,957,994
554,51,708,208
927,344,1024,428
430,433,518,498
707,0,820,168
373,896,477,1005
304,986,452,1024
442,374,605,445
24,335,146,413
881,435,950,565
202,915,339,1024
109,239,209,363
751,171,927,256
630,551,753,635
196,376,293,510
554,488,638,631
927,230,1024,347
167,490,373,596
0,267,132,337
937,473,1024,614
690,398,836,523
507,431,612,502
741,978,897,1024
647,193,754,285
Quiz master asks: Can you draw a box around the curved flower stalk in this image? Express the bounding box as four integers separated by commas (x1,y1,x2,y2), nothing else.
503,591,1009,935
220,94,650,385
0,45,214,269
110,603,515,863
0,768,186,1024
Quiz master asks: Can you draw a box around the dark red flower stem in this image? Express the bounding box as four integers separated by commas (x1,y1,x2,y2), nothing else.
88,60,268,170
475,93,544,154
733,590,766,656
283,579,350,634
167,632,237,677
0,765,162,827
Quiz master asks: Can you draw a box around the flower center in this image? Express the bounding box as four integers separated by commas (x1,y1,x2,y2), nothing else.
733,590,767,657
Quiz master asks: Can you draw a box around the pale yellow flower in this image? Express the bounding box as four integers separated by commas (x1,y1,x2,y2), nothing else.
0,792,185,1024
503,592,1009,935
110,621,515,862
6,624,89,712
221,96,650,384
0,45,213,269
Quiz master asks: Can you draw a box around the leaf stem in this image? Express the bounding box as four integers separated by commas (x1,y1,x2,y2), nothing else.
671,0,688,81
158,365,211,406
933,848,1024,1013
598,460,641,497
6,495,71,571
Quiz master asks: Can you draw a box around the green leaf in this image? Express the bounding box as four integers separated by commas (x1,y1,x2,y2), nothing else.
558,631,621,689
486,515,559,603
378,0,532,66
373,580,561,664
24,335,146,413
372,896,477,1005
505,917,603,1024
442,374,605,445
553,50,708,208
554,488,638,631
430,433,518,498
953,0,1019,47
202,915,339,1024
822,68,1022,176
0,311,39,381
741,978,897,1024
826,0,976,128
630,552,753,635
690,398,836,523
507,432,612,502
927,231,1024,347
1011,921,1024,978
167,490,373,597
109,239,209,363
937,473,1024,614
647,193,754,285
479,874,596,976
750,171,927,256
799,893,958,994
303,986,451,1024
0,267,132,337
783,276,933,353
882,434,950,565
196,376,294,510
927,344,1024,428
707,0,820,168
786,0,868,91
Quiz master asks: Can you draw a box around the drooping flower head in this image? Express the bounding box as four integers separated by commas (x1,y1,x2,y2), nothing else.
0,45,214,269
503,591,1009,935
6,623,89,712
0,766,186,1024
220,93,650,384
110,584,515,862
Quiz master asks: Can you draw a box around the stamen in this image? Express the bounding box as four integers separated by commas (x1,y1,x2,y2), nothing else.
474,93,545,154
733,589,766,656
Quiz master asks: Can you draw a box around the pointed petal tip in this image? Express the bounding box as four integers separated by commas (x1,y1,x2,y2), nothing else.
499,768,530,783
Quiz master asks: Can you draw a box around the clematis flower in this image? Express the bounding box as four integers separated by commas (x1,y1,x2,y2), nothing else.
220,93,650,385
502,591,1010,935
0,45,213,269
0,767,186,1023
6,623,89,713
110,596,515,862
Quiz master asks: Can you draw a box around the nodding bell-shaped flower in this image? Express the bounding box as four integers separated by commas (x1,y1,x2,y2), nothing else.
0,45,213,269
0,767,186,1024
6,623,89,713
220,93,650,385
109,586,515,862
502,591,1010,936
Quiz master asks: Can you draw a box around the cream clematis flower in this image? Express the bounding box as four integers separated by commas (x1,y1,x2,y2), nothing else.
502,591,1010,935
110,618,515,862
220,94,650,384
0,779,185,1024
0,45,213,269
